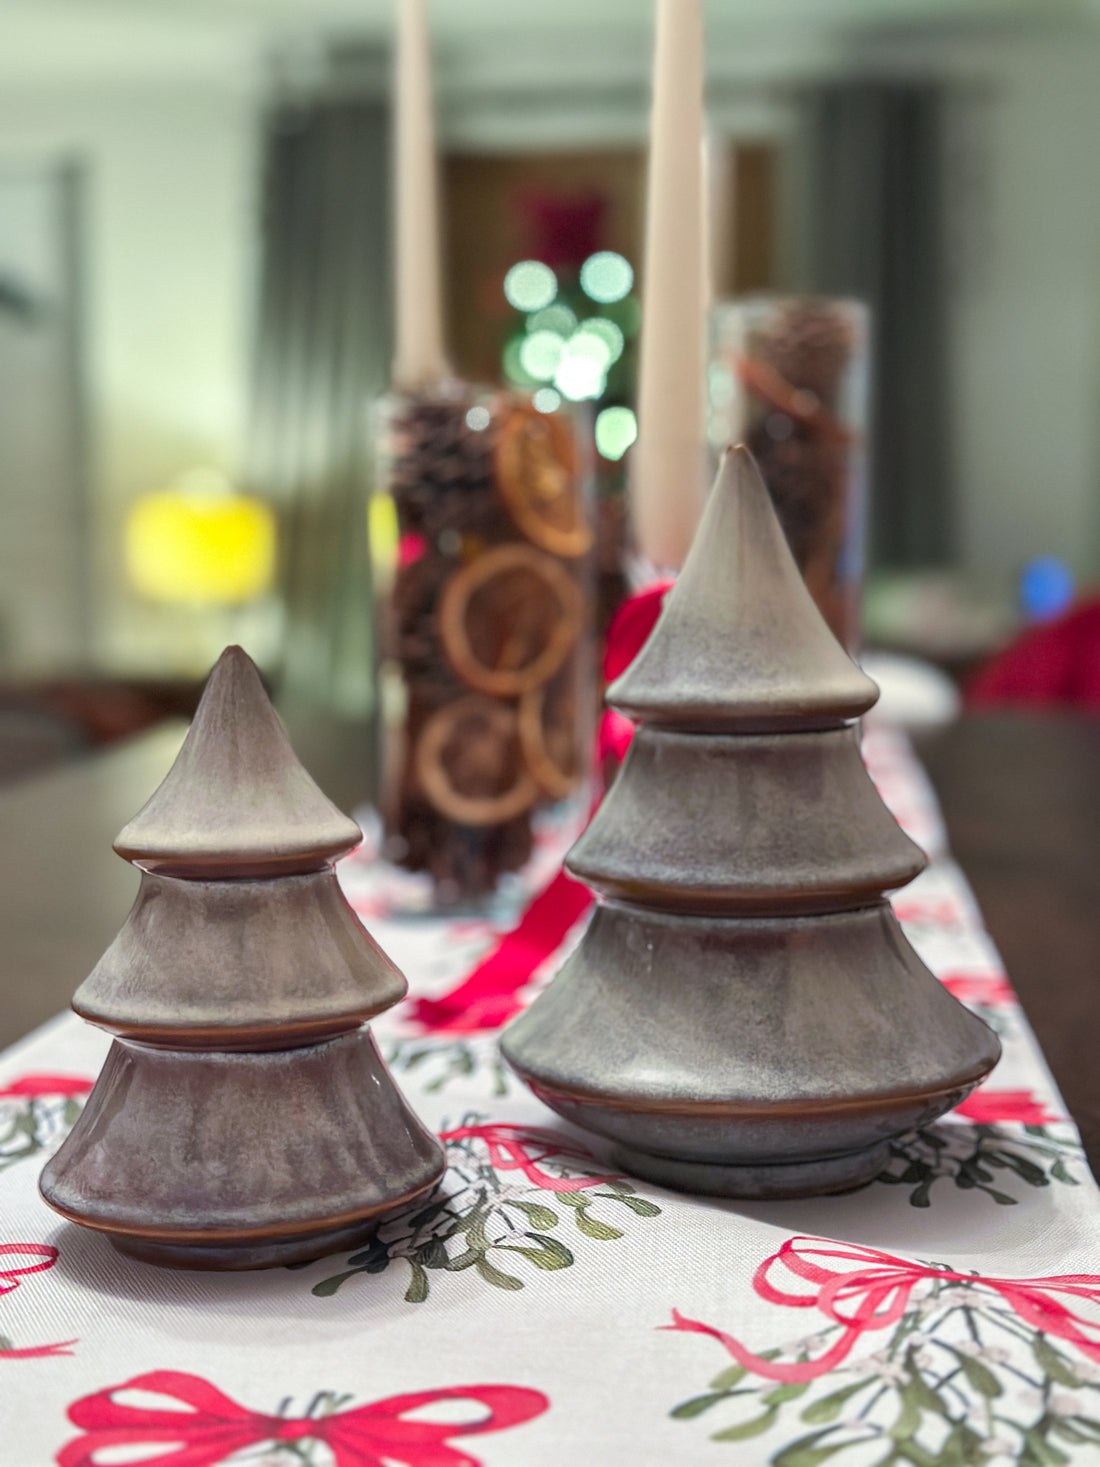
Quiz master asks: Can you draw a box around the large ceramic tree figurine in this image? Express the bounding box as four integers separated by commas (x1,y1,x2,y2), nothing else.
502,447,1000,1198
41,647,444,1268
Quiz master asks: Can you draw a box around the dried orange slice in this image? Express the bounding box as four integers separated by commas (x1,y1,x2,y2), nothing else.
414,696,539,827
494,401,592,558
439,542,583,698
518,680,585,802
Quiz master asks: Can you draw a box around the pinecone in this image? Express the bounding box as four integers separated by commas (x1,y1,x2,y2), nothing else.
759,299,855,408
390,393,510,545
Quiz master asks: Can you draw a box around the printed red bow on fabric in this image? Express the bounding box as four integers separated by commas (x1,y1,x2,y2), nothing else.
953,1087,1060,1126
665,1235,1100,1383
0,1073,94,1099
412,582,672,1034
58,1371,550,1467
440,1122,622,1193
0,1243,77,1359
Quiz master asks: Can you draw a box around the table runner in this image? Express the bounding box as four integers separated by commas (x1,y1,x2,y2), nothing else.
2,719,1097,1465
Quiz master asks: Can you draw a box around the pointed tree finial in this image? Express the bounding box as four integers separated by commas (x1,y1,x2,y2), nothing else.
612,446,879,731
115,646,362,878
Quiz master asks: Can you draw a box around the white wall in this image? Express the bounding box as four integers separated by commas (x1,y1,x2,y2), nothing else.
941,34,1100,583
0,80,260,671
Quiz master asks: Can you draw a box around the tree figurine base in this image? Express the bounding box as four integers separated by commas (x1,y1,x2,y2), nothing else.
606,1141,891,1200
101,1185,440,1272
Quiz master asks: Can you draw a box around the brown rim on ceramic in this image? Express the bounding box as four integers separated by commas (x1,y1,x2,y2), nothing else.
507,1066,994,1121
493,401,592,558
414,696,540,826
438,542,582,698
39,1169,445,1246
67,1010,386,1052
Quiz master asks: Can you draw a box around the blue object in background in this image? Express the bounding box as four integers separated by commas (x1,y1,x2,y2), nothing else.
1020,556,1075,621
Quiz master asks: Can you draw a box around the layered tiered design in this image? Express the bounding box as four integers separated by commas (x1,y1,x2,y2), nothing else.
502,448,1000,1198
41,648,444,1268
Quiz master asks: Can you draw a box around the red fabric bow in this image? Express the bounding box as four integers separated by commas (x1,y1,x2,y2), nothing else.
665,1234,1100,1383
440,1122,621,1193
1,1243,76,1359
411,582,672,1034
58,1371,549,1467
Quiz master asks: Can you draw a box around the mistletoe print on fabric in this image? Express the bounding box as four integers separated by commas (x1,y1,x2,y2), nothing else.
383,1036,517,1099
0,1074,93,1172
668,1235,1100,1464
880,1115,1084,1208
56,1371,550,1467
307,1115,660,1303
1,1244,77,1359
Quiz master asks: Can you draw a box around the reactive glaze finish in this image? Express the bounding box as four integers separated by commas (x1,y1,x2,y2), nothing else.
607,445,877,733
567,725,925,914
502,448,1000,1198
41,646,445,1267
114,648,362,877
40,1029,444,1267
73,869,406,1049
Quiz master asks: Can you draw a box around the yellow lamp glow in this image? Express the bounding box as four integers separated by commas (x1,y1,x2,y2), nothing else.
126,485,277,605
368,492,400,578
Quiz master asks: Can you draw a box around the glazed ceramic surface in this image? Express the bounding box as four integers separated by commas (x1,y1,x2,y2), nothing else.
502,448,1000,1198
40,647,445,1267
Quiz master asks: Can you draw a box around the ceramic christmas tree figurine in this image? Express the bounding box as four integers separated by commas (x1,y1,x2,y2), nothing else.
40,647,444,1268
502,447,1000,1199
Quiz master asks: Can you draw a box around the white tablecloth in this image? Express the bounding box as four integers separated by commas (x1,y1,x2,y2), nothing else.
2,720,1097,1466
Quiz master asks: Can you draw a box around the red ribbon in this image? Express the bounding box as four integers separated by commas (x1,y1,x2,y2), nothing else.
411,582,672,1034
440,1122,622,1193
58,1371,549,1467
664,1234,1100,1383
0,1243,77,1359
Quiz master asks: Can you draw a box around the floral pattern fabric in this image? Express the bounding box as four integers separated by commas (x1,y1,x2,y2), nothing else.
0,719,1097,1465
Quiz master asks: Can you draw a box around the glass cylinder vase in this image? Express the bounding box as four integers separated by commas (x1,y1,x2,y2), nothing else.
709,296,870,651
371,382,596,913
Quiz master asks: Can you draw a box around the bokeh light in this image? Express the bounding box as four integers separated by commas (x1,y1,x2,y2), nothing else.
575,316,624,364
519,329,566,381
465,405,491,431
504,259,557,312
554,335,607,401
579,251,633,304
126,479,276,605
527,304,577,337
595,406,638,461
502,336,537,386
1020,556,1075,620
533,387,562,414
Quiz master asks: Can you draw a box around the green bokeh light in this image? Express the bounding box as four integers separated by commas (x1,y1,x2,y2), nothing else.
575,316,624,364
579,251,633,304
595,406,638,460
504,259,557,312
519,330,565,381
527,304,576,337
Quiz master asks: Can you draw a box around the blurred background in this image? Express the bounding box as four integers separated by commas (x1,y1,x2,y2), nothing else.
2,0,1099,785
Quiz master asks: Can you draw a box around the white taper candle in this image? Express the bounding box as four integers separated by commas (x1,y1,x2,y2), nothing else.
392,0,448,391
632,0,707,570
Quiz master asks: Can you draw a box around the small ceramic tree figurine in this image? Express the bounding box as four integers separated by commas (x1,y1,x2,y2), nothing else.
40,647,444,1268
502,447,1000,1199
